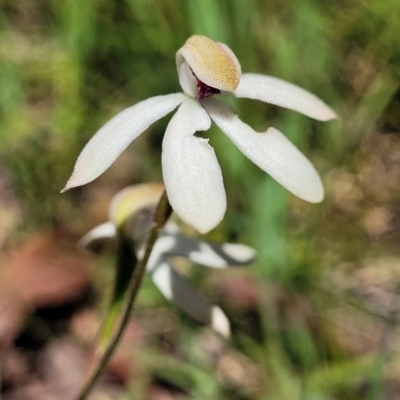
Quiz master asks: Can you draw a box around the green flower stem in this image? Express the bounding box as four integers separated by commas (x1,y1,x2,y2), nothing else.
76,190,171,400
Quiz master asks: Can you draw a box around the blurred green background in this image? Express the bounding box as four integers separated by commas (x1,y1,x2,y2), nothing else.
1,0,400,399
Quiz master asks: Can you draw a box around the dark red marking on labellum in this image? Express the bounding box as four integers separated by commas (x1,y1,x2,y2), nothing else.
196,80,220,100
192,70,220,100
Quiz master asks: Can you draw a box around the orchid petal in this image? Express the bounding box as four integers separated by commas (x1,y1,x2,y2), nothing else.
162,98,226,233
79,222,116,248
62,93,185,192
150,259,230,337
146,235,177,273
203,98,324,203
235,73,337,121
159,234,256,268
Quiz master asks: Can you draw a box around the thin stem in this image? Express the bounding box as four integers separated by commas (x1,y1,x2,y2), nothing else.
76,191,171,400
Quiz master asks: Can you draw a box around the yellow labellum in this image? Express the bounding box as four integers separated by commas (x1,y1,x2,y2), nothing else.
176,35,241,92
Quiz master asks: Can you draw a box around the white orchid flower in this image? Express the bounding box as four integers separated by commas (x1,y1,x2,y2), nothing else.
83,220,256,338
81,183,257,337
63,35,337,234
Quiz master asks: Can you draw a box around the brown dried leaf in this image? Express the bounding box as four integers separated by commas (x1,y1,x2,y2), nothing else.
0,233,94,343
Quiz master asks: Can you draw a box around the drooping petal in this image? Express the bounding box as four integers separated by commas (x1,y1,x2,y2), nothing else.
62,93,185,192
157,234,256,268
162,98,226,233
150,259,230,337
203,98,324,203
235,73,337,121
